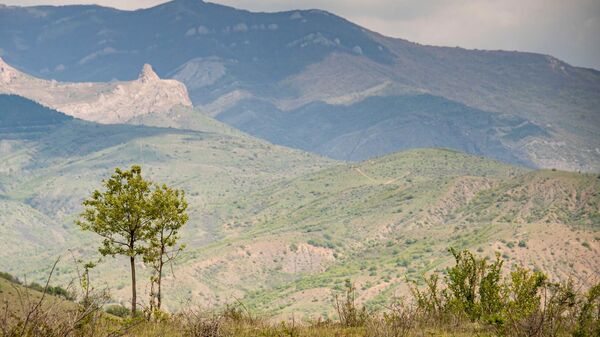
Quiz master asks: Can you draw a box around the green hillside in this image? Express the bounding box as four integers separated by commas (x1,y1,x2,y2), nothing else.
159,149,599,316
1,96,598,317
0,95,335,292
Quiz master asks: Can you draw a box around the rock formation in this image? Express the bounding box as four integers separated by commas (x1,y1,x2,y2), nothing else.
0,58,192,124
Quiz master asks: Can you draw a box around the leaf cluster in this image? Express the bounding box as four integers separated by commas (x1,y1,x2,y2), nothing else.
76,165,188,261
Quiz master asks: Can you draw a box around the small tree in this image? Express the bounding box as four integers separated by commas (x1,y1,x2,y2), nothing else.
445,248,503,322
479,253,504,322
77,165,153,314
144,184,188,313
446,248,485,320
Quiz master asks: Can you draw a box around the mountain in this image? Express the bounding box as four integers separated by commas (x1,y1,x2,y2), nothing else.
0,57,191,123
1,0,599,170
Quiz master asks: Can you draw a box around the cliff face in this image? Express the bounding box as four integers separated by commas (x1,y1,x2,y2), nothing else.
0,58,192,124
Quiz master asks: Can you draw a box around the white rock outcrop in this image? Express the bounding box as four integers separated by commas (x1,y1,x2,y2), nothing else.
0,58,192,124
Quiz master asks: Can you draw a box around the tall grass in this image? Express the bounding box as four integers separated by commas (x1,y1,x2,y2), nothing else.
1,248,598,337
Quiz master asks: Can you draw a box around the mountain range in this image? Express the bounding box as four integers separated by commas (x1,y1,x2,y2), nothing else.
0,0,599,318
0,0,599,170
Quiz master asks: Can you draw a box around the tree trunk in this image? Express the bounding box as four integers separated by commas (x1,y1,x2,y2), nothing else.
130,255,137,315
149,276,156,314
157,260,163,310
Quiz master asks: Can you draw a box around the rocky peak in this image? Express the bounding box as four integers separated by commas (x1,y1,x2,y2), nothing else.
138,63,160,83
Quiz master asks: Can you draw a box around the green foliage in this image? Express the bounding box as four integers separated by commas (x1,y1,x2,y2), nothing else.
406,248,597,336
46,285,74,301
445,248,503,321
144,184,189,314
77,165,188,315
77,165,154,314
77,165,153,259
0,272,20,284
503,267,546,320
409,274,446,320
0,271,73,300
105,304,131,318
478,254,504,322
573,283,600,337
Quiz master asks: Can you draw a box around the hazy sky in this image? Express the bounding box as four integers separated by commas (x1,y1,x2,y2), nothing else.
3,0,599,69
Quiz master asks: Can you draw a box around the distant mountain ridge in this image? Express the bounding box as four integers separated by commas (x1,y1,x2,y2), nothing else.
218,94,549,166
0,0,599,171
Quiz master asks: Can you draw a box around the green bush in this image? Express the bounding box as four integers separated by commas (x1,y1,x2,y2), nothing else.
0,271,20,284
105,304,131,318
47,285,74,300
445,248,503,321
573,283,600,337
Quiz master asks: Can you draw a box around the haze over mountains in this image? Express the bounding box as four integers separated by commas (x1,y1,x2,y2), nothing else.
0,0,599,170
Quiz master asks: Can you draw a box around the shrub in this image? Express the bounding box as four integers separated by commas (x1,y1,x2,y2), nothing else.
573,283,600,337
105,304,130,318
333,279,368,327
409,274,446,321
497,267,547,334
47,285,75,300
445,248,503,322
0,271,20,284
